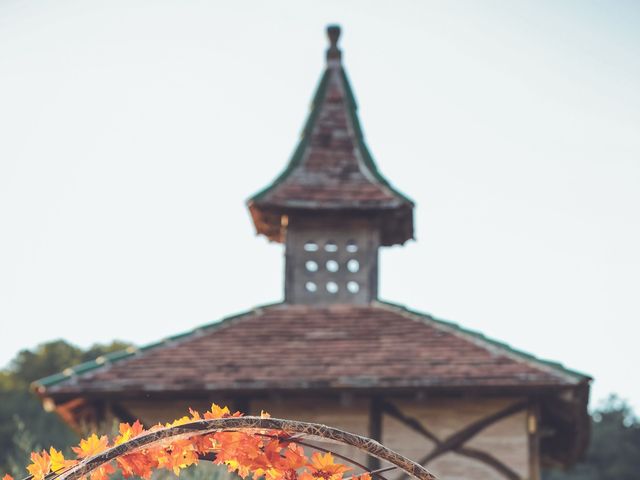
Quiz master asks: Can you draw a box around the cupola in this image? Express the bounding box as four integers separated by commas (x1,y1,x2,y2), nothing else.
248,25,414,305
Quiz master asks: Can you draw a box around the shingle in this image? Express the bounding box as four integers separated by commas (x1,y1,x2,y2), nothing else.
40,303,587,394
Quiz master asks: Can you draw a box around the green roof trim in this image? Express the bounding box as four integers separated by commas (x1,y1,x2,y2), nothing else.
33,304,281,389
36,372,67,386
378,300,592,382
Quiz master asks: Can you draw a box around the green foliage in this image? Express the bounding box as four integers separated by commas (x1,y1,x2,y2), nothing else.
8,340,132,386
543,395,640,480
0,339,131,476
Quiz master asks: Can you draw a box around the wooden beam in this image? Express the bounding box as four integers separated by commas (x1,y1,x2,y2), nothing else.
381,399,527,479
95,399,106,426
110,402,137,424
234,398,251,415
419,400,528,465
54,398,86,431
383,400,527,479
528,403,541,480
368,397,383,470
382,401,441,446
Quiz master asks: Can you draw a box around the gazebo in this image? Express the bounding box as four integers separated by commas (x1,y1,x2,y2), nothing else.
34,26,590,480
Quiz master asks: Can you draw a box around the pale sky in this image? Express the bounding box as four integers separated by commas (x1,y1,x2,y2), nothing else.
1,1,639,410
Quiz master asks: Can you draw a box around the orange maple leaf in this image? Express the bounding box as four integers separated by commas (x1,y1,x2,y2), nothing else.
268,443,308,480
27,450,51,480
89,462,115,480
279,444,308,471
190,433,216,454
115,420,145,446
15,404,358,480
351,474,372,480
72,434,110,459
299,472,315,480
157,439,199,476
308,452,351,480
117,452,155,480
251,439,282,479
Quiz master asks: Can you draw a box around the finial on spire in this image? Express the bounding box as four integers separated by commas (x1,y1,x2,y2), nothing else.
326,25,342,63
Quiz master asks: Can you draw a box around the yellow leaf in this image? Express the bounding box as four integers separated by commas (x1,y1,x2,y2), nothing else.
204,403,230,419
49,447,77,472
72,434,109,459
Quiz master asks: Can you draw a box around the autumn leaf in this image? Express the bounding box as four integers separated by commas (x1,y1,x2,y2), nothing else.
3,474,15,480
190,433,216,454
115,421,144,446
16,404,356,480
267,443,308,480
89,463,115,480
279,444,307,471
308,452,351,480
49,447,77,472
299,472,315,480
27,450,51,480
73,434,110,459
166,416,193,428
351,474,372,480
263,439,282,464
157,440,199,476
117,451,155,480
204,403,231,419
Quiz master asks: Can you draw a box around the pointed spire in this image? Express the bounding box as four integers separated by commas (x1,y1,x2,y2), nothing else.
248,26,414,246
326,25,342,64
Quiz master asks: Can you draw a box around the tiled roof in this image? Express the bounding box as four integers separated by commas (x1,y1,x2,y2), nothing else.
35,302,589,395
248,27,413,246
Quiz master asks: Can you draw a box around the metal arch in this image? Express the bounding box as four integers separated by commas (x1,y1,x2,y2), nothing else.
54,416,436,480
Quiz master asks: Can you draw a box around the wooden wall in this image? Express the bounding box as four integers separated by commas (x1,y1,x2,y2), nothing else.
118,395,536,480
382,398,531,480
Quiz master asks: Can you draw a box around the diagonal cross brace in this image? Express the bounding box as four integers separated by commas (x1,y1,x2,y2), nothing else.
382,401,528,480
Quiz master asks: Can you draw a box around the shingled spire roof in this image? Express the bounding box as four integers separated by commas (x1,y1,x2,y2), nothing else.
248,26,414,246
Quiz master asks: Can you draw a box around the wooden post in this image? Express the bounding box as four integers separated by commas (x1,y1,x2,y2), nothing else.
234,398,251,415
368,396,383,470
527,404,541,480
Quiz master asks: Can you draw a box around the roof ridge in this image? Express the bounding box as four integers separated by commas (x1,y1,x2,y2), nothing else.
373,300,591,384
33,302,283,390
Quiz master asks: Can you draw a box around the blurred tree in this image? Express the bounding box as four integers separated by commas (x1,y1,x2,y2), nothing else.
544,395,640,480
9,340,131,386
0,339,130,476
